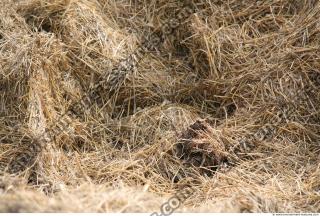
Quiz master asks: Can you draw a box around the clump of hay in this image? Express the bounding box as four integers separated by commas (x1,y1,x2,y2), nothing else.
175,119,228,175
0,0,320,213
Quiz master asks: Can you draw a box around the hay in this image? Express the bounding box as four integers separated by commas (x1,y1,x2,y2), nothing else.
0,0,319,213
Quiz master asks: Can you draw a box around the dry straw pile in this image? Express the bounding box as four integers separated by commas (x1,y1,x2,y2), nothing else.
0,0,319,213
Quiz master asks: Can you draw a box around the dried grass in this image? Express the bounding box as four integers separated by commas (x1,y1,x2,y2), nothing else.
0,0,319,213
